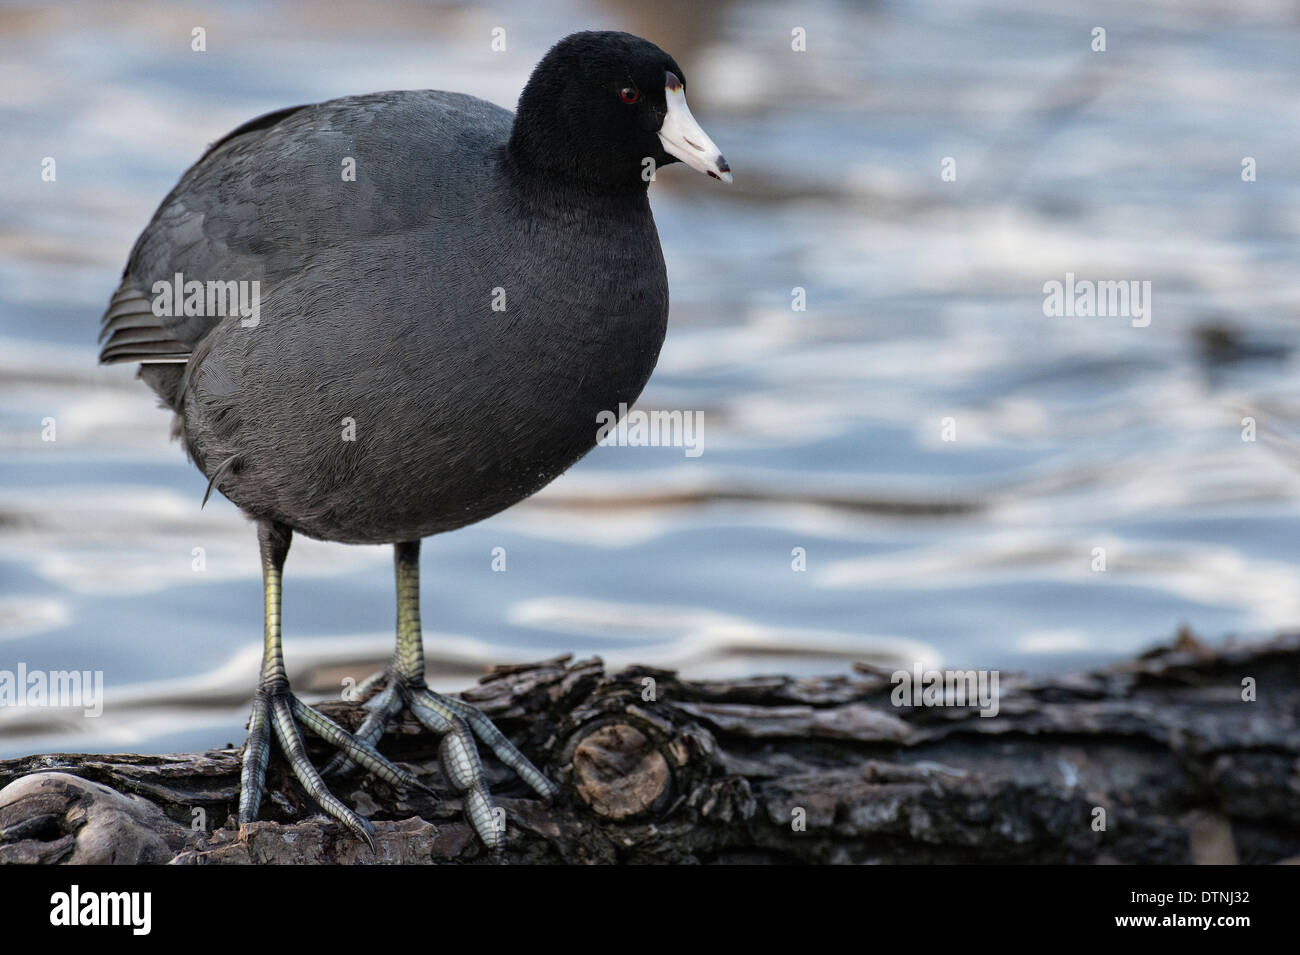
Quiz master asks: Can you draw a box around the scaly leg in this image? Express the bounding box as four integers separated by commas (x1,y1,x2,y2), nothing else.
323,540,557,850
237,520,428,849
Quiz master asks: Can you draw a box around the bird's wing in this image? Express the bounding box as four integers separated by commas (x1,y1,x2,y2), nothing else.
98,90,512,371
97,104,312,366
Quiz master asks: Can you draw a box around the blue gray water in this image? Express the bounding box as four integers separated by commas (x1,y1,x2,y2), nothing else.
2,0,1299,758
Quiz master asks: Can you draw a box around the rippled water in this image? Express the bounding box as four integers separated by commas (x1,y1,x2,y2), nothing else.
2,0,1300,758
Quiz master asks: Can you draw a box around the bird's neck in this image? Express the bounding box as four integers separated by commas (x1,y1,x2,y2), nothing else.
502,130,652,203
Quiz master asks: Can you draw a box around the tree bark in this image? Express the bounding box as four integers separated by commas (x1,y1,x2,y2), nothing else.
1,631,1296,864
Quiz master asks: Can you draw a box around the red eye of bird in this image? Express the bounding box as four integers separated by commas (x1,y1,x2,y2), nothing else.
619,87,639,104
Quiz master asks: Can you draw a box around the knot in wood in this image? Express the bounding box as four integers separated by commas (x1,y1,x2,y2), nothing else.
571,722,670,819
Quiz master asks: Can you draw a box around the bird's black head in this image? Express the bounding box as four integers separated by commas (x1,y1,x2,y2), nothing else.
508,31,731,193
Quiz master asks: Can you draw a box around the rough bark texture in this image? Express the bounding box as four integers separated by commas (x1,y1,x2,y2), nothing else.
1,631,1297,864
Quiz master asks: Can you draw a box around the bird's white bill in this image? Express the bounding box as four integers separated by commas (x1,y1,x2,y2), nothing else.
657,82,732,183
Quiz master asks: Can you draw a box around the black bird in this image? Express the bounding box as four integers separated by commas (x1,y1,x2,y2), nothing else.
97,30,731,849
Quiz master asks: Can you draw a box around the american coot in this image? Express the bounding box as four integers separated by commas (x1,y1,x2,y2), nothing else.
97,31,731,850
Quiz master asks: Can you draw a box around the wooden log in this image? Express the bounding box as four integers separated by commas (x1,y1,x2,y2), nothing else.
1,631,1297,864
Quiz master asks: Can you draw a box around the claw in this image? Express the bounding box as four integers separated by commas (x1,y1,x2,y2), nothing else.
462,785,504,852
269,694,376,848
290,697,432,795
316,671,556,849
418,687,560,801
238,687,407,850
435,722,504,849
257,660,556,851
322,681,402,778
353,669,388,700
238,692,273,824
409,685,555,848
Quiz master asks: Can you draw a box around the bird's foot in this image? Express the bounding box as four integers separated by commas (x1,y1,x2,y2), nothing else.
239,682,431,850
322,672,558,850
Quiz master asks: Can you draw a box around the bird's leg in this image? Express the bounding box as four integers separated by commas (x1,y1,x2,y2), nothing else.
320,542,418,772
323,540,558,850
237,520,427,849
